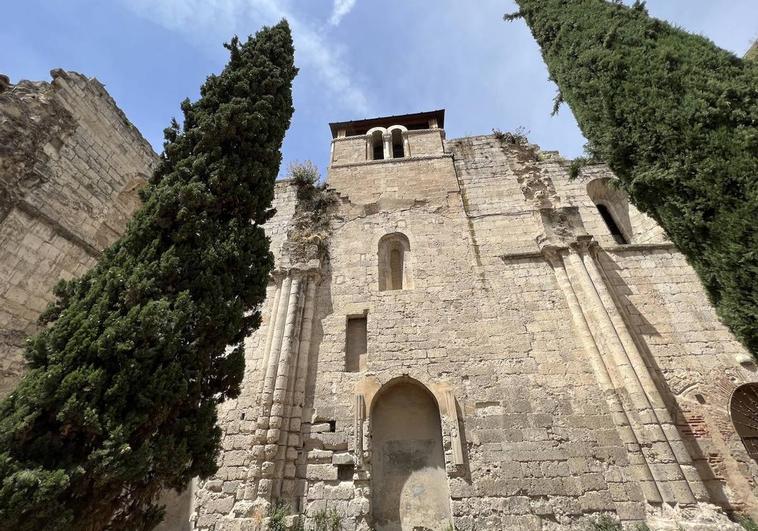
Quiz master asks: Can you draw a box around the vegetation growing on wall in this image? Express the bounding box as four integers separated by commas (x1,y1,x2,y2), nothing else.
509,0,758,354
286,161,338,262
0,21,296,530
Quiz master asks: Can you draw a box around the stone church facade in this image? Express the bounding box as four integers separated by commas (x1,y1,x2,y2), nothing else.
189,110,758,530
2,74,758,530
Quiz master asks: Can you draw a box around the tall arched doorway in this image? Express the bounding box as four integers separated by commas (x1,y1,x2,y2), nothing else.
370,379,451,530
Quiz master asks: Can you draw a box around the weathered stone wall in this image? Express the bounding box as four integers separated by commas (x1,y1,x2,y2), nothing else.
2,66,755,528
0,70,157,396
192,125,758,530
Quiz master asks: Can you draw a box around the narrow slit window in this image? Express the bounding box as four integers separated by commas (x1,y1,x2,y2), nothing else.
345,316,367,372
596,204,628,245
390,248,403,290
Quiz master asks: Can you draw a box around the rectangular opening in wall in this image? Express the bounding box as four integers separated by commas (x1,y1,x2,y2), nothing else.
337,464,355,481
345,315,367,373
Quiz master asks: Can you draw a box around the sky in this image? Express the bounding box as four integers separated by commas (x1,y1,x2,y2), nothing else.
3,0,756,178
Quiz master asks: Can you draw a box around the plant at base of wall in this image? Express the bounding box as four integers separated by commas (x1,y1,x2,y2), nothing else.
738,514,758,531
309,507,342,531
268,502,289,531
586,513,623,531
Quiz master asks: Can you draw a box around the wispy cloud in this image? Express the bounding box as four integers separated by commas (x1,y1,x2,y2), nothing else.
329,0,357,26
120,0,371,115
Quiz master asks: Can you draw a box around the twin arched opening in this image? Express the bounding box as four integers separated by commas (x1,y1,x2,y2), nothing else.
367,126,408,161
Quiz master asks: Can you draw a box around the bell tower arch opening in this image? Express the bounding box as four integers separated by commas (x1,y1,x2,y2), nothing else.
370,378,452,530
367,127,387,160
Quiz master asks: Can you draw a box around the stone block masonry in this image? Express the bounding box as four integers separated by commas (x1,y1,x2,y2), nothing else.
3,80,757,529
0,69,157,396
192,111,758,530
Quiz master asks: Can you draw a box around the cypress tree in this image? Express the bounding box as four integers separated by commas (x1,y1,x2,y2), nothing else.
0,21,296,530
509,0,758,355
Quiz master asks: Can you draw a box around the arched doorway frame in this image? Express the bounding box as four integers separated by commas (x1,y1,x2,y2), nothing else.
353,373,466,528
367,376,451,529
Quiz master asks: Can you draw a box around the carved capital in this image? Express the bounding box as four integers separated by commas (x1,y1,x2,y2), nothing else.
537,242,567,267
569,234,598,255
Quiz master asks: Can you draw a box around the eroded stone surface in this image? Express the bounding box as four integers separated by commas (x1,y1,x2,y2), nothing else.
191,116,758,530
3,92,757,529
0,70,157,397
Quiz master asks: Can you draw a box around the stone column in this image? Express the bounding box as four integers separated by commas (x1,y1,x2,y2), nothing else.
443,389,465,467
354,394,366,468
242,275,297,504
382,132,392,160
258,276,304,502
543,246,662,503
274,273,318,501
258,277,284,393
566,237,696,504
580,240,708,500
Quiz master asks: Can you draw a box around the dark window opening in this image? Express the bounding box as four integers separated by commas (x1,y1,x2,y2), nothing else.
392,142,404,158
390,248,403,290
337,464,354,481
372,142,384,160
345,316,367,372
596,204,628,244
391,129,404,158
328,420,337,432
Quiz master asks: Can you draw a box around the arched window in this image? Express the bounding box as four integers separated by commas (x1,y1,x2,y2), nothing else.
391,128,404,158
596,203,628,245
587,178,633,245
730,383,758,461
378,233,412,291
367,128,386,161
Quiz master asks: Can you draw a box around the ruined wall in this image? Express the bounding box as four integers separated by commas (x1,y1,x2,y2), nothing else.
192,127,757,531
0,70,157,396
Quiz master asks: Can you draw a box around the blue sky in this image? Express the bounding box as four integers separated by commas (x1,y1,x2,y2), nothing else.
3,0,756,178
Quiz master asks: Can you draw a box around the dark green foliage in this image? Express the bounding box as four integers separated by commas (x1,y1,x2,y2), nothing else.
513,0,758,354
0,21,296,530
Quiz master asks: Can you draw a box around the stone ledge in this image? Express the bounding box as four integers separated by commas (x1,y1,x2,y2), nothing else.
329,153,453,170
